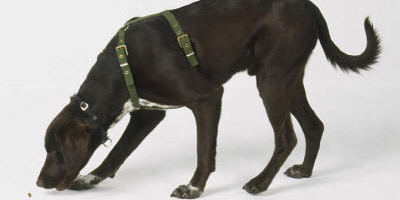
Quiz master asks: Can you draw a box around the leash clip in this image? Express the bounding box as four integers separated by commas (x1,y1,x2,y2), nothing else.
103,137,113,148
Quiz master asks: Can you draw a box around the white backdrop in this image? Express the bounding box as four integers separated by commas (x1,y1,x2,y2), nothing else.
0,0,399,200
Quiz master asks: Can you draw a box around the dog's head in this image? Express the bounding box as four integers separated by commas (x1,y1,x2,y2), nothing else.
37,96,107,191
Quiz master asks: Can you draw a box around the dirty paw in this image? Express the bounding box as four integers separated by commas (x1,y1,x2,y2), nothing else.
69,174,103,190
171,184,202,199
284,165,312,179
242,179,268,194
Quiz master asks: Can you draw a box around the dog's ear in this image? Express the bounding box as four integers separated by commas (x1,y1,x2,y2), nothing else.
57,120,91,164
79,119,108,145
74,121,92,148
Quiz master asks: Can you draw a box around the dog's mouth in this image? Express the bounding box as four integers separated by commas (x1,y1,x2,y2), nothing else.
55,178,70,191
56,183,69,191
37,172,78,191
55,173,79,191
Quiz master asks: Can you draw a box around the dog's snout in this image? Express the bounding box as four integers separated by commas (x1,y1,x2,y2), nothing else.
36,179,45,188
36,175,58,189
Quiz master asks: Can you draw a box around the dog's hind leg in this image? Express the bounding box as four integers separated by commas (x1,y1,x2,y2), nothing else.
69,109,166,190
243,74,298,194
171,86,223,199
285,81,324,179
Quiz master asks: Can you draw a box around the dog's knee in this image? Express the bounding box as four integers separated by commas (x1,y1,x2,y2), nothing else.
277,132,297,154
304,119,324,141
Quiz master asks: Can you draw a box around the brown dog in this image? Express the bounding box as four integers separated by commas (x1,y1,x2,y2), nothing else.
37,0,381,198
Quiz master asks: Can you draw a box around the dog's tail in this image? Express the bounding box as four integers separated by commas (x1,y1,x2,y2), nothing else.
305,1,382,73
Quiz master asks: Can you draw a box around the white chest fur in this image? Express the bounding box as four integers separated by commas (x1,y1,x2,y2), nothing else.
109,98,181,128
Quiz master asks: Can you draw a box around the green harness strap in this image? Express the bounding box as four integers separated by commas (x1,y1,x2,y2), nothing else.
116,10,199,110
161,11,199,67
116,29,141,108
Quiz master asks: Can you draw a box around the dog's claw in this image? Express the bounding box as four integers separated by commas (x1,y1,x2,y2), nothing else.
68,174,103,191
285,165,312,179
171,184,202,199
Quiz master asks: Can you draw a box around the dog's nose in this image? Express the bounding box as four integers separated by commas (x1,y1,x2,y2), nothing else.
36,179,45,188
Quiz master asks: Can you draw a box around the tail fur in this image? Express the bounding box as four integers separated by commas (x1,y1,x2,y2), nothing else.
305,1,382,73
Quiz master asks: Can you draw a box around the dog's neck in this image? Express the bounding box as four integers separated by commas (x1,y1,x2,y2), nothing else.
76,45,130,130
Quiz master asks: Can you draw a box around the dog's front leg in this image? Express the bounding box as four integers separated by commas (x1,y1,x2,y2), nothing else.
69,110,166,190
171,87,223,199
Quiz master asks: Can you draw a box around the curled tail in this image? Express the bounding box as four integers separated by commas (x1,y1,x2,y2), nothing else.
305,1,382,73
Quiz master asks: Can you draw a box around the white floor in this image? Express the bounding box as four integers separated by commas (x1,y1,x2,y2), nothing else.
0,0,399,200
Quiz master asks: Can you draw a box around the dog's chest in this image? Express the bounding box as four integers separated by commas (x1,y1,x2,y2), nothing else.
109,99,181,128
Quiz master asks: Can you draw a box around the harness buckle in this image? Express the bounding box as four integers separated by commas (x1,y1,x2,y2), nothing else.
177,34,189,48
116,45,129,55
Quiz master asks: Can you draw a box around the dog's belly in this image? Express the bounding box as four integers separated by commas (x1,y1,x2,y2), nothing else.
109,99,181,128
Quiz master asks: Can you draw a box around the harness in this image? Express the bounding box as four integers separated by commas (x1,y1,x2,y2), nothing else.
70,10,199,145
116,10,199,110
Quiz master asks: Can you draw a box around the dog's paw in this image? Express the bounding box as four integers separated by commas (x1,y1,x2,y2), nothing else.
69,174,103,190
284,165,312,179
171,184,202,199
242,179,268,194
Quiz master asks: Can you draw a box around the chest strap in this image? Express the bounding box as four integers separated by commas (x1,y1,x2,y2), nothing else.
116,10,199,110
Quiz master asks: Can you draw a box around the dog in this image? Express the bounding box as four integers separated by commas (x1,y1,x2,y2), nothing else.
36,0,381,198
